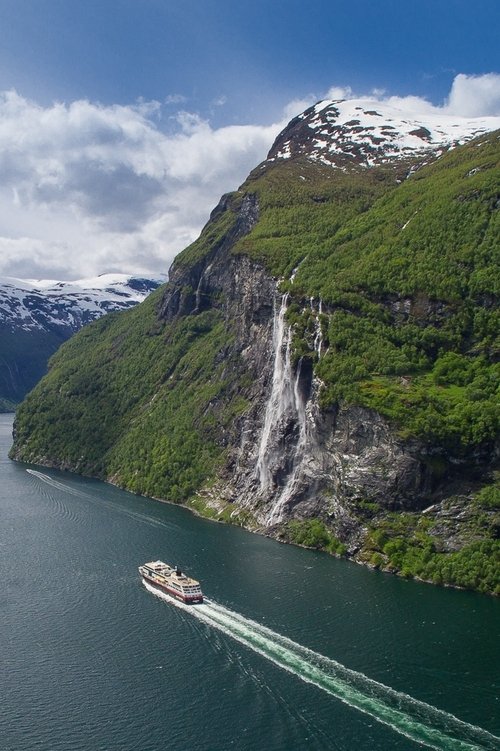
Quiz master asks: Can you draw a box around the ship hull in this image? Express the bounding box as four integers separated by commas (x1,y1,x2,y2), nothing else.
141,573,203,604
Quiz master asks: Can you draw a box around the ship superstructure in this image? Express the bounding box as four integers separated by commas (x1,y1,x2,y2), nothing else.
139,560,203,604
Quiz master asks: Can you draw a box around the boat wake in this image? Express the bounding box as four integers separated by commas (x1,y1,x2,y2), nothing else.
25,469,177,532
143,581,499,751
26,469,92,498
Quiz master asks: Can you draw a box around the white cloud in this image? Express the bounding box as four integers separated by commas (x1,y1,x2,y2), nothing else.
325,85,354,100
0,73,498,280
282,95,317,120
324,74,500,119
165,94,187,105
445,73,500,116
0,90,286,279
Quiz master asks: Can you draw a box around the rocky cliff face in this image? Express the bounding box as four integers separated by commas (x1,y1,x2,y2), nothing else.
148,181,491,555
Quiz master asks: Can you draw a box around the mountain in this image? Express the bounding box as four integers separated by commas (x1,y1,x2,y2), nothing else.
266,98,498,168
10,99,500,594
0,273,165,408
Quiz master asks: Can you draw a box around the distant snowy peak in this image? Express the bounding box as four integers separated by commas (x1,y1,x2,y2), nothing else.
267,98,500,169
0,273,166,332
18,273,166,300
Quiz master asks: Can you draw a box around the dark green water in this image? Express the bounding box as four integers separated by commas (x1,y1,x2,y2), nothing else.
1,414,499,751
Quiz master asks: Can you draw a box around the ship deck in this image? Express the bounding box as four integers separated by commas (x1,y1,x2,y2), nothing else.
142,560,200,587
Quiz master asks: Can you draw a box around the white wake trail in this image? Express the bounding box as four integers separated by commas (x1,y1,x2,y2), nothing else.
144,582,499,751
25,469,176,531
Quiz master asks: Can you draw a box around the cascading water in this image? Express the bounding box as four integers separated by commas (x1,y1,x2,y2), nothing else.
254,290,311,524
266,358,309,525
308,297,324,359
193,262,213,312
313,298,323,359
255,293,295,492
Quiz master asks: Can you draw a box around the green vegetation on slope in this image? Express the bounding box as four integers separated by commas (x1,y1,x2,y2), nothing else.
281,518,347,556
280,492,500,595
360,493,500,595
233,158,399,277
13,288,244,501
237,133,500,450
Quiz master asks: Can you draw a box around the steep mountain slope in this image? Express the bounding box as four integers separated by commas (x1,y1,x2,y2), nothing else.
11,100,500,593
0,273,165,407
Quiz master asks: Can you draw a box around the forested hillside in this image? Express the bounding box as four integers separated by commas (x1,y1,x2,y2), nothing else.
11,116,500,594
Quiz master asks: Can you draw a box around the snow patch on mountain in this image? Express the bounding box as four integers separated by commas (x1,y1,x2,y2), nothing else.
267,97,500,169
0,273,166,332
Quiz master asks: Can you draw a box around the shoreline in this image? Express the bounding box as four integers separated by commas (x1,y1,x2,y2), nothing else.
10,449,495,597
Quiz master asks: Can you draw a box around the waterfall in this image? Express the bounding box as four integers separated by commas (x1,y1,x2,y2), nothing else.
312,297,323,359
289,254,308,283
266,358,308,525
254,290,311,525
193,263,213,312
255,293,294,491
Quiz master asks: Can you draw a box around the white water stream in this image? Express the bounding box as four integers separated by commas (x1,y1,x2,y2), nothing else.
313,297,323,359
255,293,294,492
266,355,308,525
254,292,310,523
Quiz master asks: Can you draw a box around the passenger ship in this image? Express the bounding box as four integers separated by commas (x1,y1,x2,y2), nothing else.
139,560,204,604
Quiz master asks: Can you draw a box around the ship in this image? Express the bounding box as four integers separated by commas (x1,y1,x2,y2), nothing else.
139,560,204,604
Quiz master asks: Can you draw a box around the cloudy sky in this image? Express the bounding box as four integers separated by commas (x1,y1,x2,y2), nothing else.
0,0,499,280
